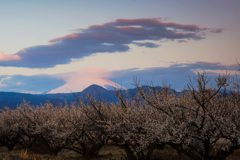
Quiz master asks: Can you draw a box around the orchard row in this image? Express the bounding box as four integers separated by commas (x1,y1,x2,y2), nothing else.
0,73,239,160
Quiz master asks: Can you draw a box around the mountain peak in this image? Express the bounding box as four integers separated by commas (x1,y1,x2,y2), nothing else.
47,68,124,94
83,84,106,92
82,84,109,95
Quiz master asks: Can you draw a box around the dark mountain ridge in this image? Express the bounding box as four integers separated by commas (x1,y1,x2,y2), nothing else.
0,84,173,109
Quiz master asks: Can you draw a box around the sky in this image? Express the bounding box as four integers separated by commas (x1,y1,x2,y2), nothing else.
0,0,239,94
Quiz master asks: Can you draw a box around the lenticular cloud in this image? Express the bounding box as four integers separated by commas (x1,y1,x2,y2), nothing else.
48,68,124,93
0,18,222,68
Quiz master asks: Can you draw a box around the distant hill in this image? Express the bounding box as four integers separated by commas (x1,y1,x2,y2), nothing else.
46,84,122,104
0,85,118,109
0,92,53,109
0,84,175,109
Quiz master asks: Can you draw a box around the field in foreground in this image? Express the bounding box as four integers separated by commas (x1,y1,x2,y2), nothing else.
1,145,240,160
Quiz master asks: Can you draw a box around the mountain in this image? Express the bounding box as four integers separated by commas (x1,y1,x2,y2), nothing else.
0,92,56,109
0,84,175,109
0,85,117,109
82,84,109,94
47,68,125,94
80,84,117,101
47,84,119,103
47,84,143,103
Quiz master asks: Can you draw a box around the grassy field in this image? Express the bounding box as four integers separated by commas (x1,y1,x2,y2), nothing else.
1,145,125,160
0,145,183,160
0,145,240,160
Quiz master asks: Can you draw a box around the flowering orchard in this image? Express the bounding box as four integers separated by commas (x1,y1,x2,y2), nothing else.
0,73,239,160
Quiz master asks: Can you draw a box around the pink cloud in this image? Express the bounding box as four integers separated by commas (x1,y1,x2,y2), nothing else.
48,68,125,93
118,26,142,29
209,28,223,33
0,52,20,61
49,34,79,42
0,18,223,68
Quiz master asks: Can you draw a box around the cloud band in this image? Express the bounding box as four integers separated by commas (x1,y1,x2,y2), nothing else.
0,18,222,68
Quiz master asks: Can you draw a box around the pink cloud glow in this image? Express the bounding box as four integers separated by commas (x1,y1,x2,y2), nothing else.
0,18,222,68
0,52,21,61
49,34,79,42
48,68,124,93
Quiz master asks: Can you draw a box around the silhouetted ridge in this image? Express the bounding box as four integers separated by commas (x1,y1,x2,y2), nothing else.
0,84,183,109
82,84,108,94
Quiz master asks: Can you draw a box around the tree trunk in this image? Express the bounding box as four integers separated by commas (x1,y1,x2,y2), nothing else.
120,144,137,160
81,143,103,159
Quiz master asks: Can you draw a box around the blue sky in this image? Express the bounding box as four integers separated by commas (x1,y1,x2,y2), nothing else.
0,0,239,93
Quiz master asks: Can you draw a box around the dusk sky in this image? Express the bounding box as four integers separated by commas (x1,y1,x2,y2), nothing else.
0,0,239,94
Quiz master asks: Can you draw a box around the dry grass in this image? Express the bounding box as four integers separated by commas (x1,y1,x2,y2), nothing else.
0,145,125,160
227,149,240,160
0,145,240,160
